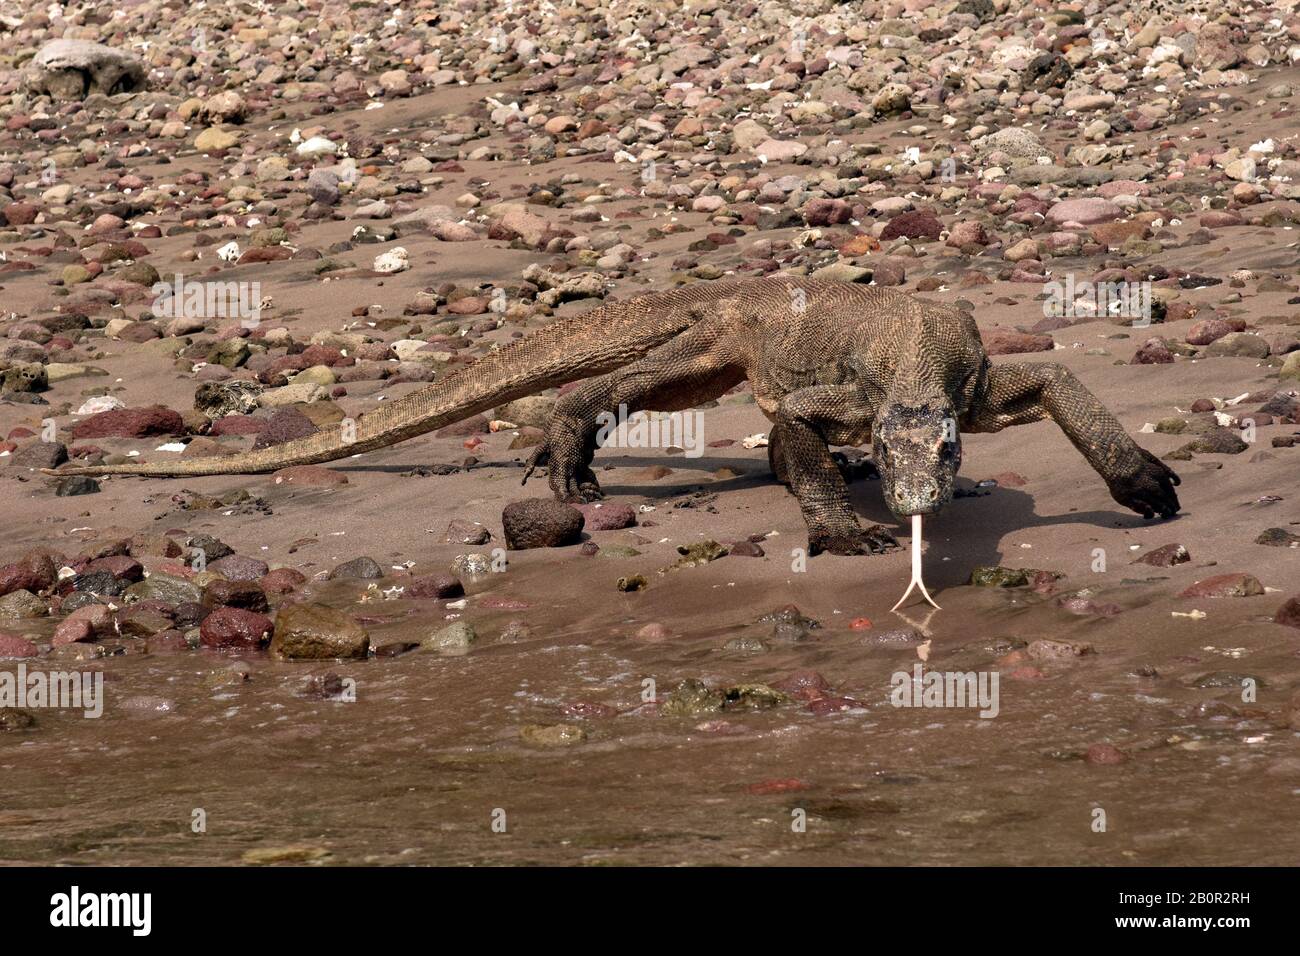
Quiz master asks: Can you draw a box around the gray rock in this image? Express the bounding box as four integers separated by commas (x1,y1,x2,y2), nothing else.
27,39,146,100
424,621,477,651
195,380,263,419
328,556,384,580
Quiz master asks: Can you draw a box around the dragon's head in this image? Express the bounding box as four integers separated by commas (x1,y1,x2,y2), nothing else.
872,400,961,518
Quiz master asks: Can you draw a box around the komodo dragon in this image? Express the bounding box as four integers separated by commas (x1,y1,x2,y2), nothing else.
46,278,1181,555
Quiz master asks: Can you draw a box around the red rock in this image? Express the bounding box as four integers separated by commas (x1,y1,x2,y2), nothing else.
2,202,38,226
849,617,873,630
1179,574,1264,598
1199,211,1244,229
237,246,293,264
1164,301,1200,323
634,622,670,642
870,258,907,286
1186,318,1244,346
1133,338,1174,364
1046,198,1122,226
837,234,879,256
1273,597,1300,629
252,407,317,449
84,555,144,582
747,778,809,795
52,618,95,646
1089,220,1149,248
0,632,39,657
1133,543,1190,567
880,209,943,241
72,405,184,439
574,503,636,531
199,607,273,648
300,345,349,367
1098,179,1151,198
208,555,270,581
201,580,268,614
982,327,1053,355
260,568,307,595
63,603,114,637
1085,743,1128,765
802,198,853,226
946,220,988,247
404,574,464,600
446,297,487,315
210,415,265,436
0,551,58,597
90,213,125,234
502,498,584,549
146,630,191,652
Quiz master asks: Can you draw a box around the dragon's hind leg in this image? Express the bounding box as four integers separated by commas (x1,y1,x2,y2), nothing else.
524,316,745,503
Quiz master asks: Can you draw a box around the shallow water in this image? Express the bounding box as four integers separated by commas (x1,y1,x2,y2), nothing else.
3,557,1296,867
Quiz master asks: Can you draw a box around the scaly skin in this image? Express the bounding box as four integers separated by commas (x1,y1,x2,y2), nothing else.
46,278,1181,553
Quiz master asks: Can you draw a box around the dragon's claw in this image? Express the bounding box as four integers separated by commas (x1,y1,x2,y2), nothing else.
1108,449,1181,520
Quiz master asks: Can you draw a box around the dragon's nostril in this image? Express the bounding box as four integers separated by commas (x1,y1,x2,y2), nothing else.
929,486,939,500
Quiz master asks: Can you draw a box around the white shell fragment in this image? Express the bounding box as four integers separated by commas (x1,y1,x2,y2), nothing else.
373,247,410,274
891,514,941,612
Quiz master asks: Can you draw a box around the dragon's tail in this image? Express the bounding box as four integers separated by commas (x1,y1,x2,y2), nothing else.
43,290,725,479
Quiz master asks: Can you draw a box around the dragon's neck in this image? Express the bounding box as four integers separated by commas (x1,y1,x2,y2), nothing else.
882,316,952,407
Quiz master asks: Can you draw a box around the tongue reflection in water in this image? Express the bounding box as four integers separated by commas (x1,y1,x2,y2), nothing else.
891,513,941,612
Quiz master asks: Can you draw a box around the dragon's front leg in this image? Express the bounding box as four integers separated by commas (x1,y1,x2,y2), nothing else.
967,362,1181,519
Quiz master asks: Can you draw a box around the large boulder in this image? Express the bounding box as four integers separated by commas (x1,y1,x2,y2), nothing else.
26,39,146,100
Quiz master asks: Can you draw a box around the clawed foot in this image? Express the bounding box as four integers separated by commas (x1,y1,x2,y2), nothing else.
807,522,900,556
522,442,603,503
1107,449,1181,519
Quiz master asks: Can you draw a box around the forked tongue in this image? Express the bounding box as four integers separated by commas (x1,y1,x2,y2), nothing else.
891,513,941,612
